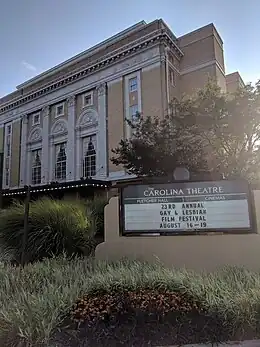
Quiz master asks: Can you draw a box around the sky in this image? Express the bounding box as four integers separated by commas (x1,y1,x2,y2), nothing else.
0,0,260,97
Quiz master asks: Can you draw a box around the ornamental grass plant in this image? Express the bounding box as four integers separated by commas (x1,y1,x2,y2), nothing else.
0,198,97,264
0,257,260,346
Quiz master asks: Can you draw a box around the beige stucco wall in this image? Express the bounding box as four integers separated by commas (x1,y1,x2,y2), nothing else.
141,64,166,119
226,81,239,94
213,34,225,72
178,24,214,46
180,65,216,96
95,191,260,272
180,64,226,96
10,120,21,187
168,67,180,101
226,72,245,94
215,65,227,92
180,36,215,71
107,80,124,173
179,23,227,95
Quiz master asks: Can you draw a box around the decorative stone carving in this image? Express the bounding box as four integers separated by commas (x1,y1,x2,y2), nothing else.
81,113,97,127
77,109,98,130
29,127,42,142
51,120,67,135
67,95,76,107
42,105,50,117
97,83,106,97
22,114,29,123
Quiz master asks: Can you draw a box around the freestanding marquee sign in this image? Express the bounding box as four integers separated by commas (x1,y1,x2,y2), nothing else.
120,180,253,235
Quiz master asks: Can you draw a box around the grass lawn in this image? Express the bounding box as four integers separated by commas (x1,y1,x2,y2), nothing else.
1,256,260,346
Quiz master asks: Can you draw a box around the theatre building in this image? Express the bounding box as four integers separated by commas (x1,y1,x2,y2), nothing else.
0,19,244,202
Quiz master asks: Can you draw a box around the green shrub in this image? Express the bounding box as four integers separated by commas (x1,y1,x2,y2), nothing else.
84,195,108,237
0,198,95,264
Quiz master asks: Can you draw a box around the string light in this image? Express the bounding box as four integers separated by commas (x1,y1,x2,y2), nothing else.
2,181,109,196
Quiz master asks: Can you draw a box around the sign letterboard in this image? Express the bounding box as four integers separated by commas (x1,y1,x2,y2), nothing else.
121,180,253,234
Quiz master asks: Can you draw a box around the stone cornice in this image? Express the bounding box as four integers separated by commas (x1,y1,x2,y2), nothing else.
0,29,183,115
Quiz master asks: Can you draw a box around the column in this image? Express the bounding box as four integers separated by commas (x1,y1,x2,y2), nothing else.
165,47,170,115
76,132,81,180
49,138,54,182
66,95,76,181
97,83,108,179
42,106,50,184
26,149,31,186
19,115,28,186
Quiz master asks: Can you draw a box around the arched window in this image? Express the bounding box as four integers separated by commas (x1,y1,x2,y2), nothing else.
55,143,67,180
32,149,42,185
83,136,96,177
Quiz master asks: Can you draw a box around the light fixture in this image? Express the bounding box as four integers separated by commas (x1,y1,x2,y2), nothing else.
2,181,108,196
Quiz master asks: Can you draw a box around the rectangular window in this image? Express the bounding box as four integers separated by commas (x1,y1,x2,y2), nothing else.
168,53,175,65
169,68,175,86
55,103,65,118
129,77,138,92
6,143,10,157
129,104,139,122
82,135,96,178
31,149,42,185
4,122,12,187
55,142,67,181
32,113,40,126
82,92,93,107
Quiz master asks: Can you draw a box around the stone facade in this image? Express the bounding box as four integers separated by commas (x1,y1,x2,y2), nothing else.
0,19,243,189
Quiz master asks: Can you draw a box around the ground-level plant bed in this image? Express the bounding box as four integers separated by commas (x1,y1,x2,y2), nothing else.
51,312,260,347
49,289,260,347
1,257,260,346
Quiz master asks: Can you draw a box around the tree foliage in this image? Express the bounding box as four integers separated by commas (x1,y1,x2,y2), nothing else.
111,80,260,182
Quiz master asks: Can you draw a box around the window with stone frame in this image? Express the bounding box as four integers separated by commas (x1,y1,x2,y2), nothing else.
82,92,93,107
55,142,67,181
32,113,40,126
129,104,140,122
129,77,138,92
55,103,65,118
128,104,141,137
169,68,175,86
31,149,42,185
82,135,96,178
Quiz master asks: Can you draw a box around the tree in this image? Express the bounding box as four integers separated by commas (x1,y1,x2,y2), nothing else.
111,80,260,182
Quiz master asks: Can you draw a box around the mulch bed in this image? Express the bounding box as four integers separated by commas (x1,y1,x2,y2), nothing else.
50,290,260,347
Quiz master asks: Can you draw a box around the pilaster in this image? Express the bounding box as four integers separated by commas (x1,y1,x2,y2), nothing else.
19,115,28,186
42,106,50,184
76,132,81,180
97,83,108,179
66,95,76,181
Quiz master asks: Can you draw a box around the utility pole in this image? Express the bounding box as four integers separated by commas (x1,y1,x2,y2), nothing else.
21,185,31,267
